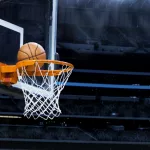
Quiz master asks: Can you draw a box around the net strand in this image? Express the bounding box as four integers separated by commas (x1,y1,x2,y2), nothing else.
17,62,73,120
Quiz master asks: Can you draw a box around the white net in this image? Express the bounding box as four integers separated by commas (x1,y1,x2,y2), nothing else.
16,61,73,120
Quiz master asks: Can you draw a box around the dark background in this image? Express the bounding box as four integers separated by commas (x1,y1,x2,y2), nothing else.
0,0,150,149
57,0,150,72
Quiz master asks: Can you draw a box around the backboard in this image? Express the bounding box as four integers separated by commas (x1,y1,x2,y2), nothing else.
0,19,24,96
0,19,23,64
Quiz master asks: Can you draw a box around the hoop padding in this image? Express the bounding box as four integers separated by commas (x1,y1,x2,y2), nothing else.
16,60,73,120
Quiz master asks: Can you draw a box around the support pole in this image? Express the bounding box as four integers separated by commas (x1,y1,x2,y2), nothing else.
49,0,58,61
47,0,59,91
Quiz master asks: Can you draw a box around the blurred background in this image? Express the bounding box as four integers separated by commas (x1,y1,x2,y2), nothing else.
0,0,150,149
57,0,150,71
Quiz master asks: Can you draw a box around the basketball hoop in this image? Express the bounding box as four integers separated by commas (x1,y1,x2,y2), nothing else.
0,59,73,120
3,60,73,120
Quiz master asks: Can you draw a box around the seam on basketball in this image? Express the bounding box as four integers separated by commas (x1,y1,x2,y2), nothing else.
27,43,34,58
18,52,46,61
35,44,39,60
18,50,31,60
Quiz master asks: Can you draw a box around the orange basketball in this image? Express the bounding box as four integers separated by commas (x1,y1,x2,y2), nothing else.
17,42,46,71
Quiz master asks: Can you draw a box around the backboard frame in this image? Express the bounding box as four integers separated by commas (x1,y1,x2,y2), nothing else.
0,19,24,48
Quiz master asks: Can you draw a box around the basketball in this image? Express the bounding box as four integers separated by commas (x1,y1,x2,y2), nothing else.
17,42,46,71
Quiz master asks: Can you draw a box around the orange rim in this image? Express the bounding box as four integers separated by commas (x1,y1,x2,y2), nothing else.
16,60,74,76
0,60,74,85
0,65,17,85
